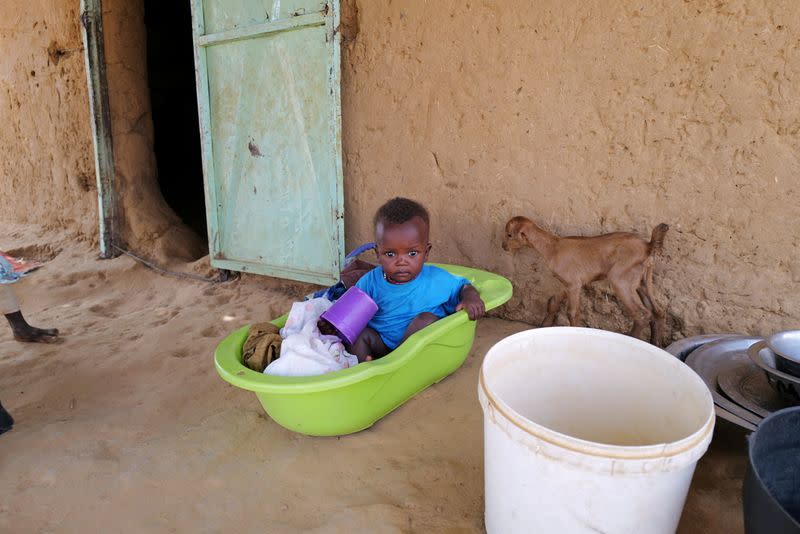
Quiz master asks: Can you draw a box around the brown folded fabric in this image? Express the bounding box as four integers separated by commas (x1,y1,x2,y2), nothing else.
243,322,282,372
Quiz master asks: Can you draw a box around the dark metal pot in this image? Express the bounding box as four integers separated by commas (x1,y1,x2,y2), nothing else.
744,407,800,533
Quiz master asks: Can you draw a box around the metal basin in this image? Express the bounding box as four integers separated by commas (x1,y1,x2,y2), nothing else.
768,331,800,377
748,341,800,403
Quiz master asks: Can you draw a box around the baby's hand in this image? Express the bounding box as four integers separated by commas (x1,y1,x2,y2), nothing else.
317,318,338,337
456,286,485,321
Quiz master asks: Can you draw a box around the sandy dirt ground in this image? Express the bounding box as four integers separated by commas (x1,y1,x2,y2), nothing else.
1,225,747,533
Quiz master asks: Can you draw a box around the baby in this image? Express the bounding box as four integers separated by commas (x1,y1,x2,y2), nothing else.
350,197,485,361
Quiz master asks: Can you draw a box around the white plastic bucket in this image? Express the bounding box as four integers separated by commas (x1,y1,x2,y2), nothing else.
479,327,715,534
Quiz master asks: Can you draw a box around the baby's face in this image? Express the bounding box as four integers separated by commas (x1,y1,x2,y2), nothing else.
375,217,431,284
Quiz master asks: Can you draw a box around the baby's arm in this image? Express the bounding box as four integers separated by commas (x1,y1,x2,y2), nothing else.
455,285,485,320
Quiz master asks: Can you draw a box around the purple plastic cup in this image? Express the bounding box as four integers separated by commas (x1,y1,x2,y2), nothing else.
320,287,378,345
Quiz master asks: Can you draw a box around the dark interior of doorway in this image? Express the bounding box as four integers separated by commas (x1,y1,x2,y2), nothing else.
144,1,207,243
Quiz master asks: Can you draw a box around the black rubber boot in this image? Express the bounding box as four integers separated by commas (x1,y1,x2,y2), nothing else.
0,401,13,435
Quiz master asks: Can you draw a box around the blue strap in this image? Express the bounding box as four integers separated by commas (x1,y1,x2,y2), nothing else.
305,243,376,301
346,242,376,260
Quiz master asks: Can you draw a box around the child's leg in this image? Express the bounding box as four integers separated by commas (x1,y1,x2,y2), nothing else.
2,286,59,343
0,286,18,315
350,327,390,362
401,312,438,342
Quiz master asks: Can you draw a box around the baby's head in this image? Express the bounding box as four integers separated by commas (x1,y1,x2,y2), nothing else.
373,197,431,284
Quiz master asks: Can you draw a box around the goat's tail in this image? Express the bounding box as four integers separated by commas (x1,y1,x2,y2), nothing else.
648,223,669,254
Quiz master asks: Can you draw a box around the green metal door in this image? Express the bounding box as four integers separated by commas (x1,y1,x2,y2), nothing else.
191,0,344,285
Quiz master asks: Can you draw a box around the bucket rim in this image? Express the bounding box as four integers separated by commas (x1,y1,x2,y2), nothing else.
479,327,715,462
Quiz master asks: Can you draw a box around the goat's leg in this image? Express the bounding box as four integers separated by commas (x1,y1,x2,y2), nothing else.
541,291,566,327
636,287,653,311
566,286,583,326
639,263,666,346
611,277,652,340
636,285,659,344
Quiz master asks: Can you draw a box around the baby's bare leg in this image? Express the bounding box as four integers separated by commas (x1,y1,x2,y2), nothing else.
402,312,438,342
350,327,389,362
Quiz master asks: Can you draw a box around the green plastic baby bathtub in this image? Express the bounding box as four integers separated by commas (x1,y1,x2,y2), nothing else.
214,264,513,436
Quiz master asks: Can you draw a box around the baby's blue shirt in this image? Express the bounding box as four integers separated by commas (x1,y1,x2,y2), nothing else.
355,264,469,350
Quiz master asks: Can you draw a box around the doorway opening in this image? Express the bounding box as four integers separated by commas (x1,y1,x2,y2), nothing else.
143,0,207,243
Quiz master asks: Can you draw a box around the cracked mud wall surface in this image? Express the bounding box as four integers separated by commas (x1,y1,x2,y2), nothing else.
1,1,798,339
0,2,96,237
341,0,800,341
0,1,203,263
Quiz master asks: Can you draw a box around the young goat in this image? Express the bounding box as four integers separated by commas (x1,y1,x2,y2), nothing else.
502,216,669,346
